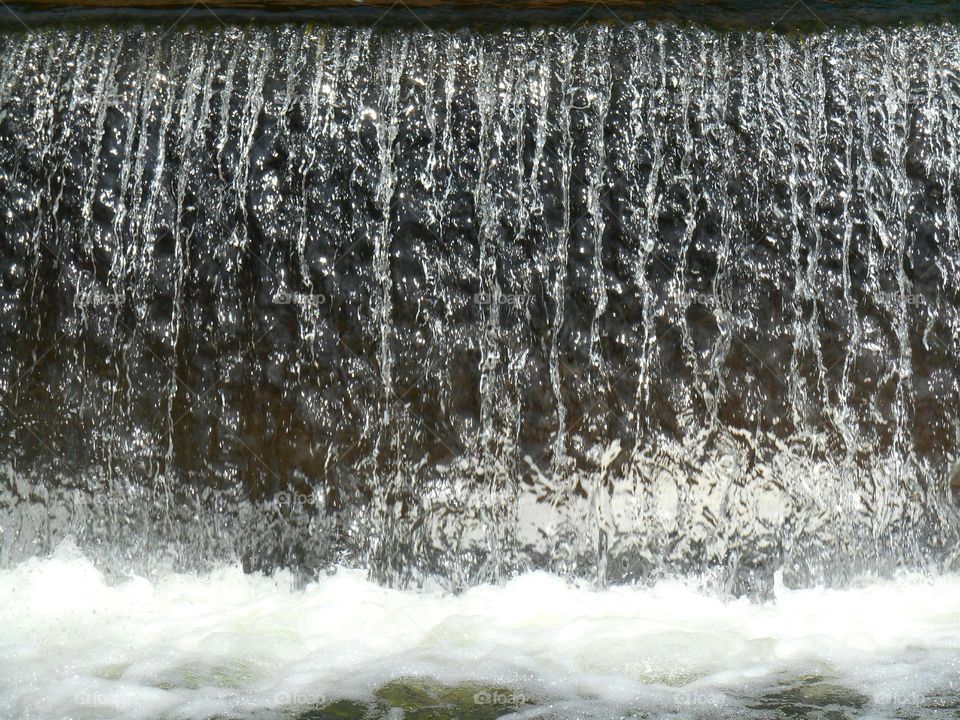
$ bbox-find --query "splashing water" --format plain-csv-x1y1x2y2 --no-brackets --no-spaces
2,542,960,719
1,21,960,595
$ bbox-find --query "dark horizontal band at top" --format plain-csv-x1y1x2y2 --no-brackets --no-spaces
2,0,960,31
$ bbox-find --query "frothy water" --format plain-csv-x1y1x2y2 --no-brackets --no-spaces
2,542,960,719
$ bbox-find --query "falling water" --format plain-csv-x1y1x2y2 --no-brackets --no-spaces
1,21,959,599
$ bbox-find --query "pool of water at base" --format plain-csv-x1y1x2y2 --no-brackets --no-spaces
2,542,959,720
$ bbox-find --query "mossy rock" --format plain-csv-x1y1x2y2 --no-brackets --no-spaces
922,693,960,710
149,662,255,691
747,680,870,718
295,678,536,720
93,663,130,681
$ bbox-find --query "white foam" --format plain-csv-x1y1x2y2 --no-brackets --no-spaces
2,543,959,719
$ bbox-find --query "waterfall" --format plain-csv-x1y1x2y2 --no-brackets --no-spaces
1,22,959,595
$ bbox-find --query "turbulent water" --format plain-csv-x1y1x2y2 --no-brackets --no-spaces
2,543,960,720
1,20,960,599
